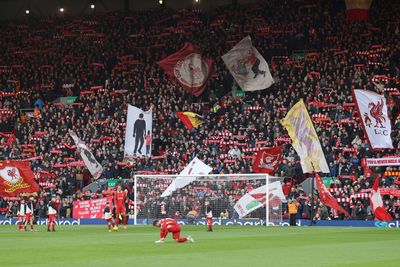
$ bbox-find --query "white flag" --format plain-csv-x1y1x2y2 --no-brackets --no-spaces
354,89,393,149
124,105,152,157
234,181,286,218
69,130,103,179
161,157,212,197
222,36,274,91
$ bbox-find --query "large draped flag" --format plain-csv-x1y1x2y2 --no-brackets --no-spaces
176,112,206,130
222,36,274,91
315,173,350,217
345,0,372,21
370,177,393,221
234,181,286,218
280,99,330,173
354,89,393,149
0,160,39,197
124,105,153,157
252,147,282,174
157,43,213,97
69,130,103,179
161,157,212,197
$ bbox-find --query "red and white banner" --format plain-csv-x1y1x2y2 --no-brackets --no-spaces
0,160,40,197
370,177,393,221
157,43,212,97
252,147,282,174
365,157,400,166
353,89,393,149
72,197,112,219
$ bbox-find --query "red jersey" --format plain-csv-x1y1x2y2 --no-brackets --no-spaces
160,218,180,234
114,191,127,207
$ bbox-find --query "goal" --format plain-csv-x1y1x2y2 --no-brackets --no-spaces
133,174,285,226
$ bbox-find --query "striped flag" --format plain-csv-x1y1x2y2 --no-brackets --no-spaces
176,112,206,130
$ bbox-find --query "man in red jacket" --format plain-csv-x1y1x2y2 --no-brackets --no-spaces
153,218,194,244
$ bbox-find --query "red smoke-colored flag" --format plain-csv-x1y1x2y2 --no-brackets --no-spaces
0,160,39,197
157,43,213,97
370,177,393,221
252,147,282,174
315,173,350,217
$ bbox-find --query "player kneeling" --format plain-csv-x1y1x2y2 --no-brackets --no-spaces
103,202,115,232
153,218,194,244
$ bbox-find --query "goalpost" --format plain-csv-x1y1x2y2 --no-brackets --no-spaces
133,174,285,226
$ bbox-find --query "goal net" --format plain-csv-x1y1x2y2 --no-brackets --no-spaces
133,174,285,226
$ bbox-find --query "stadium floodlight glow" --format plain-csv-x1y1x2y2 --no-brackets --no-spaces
59,7,64,12
90,4,95,9
159,0,163,5
194,0,200,3
25,9,30,14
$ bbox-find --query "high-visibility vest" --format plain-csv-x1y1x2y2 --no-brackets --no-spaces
288,203,298,214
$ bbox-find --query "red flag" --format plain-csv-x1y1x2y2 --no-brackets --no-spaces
370,177,393,221
315,173,350,217
157,43,212,97
0,160,40,197
252,147,282,174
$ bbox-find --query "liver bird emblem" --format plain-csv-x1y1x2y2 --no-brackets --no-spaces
368,99,385,128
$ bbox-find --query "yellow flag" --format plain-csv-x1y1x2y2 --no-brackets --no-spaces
280,99,329,173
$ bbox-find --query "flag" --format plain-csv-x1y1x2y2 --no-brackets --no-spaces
345,0,372,20
370,177,393,221
0,160,39,197
280,99,330,173
234,181,286,218
69,130,103,179
252,147,282,174
176,112,205,130
315,173,350,217
157,43,212,97
161,157,212,197
354,89,393,149
221,36,274,91
124,105,152,157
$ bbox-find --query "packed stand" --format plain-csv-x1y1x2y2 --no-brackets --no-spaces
0,0,399,221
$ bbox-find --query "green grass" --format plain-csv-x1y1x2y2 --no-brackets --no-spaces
0,225,399,267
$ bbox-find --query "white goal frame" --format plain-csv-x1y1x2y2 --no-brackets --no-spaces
133,173,284,226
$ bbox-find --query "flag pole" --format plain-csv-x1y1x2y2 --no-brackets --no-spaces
309,162,316,226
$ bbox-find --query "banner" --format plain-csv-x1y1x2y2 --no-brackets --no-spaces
176,112,206,130
72,197,112,219
161,157,212,197
315,173,350,217
124,105,152,157
353,89,393,149
157,43,212,97
0,160,39,197
69,130,103,179
252,147,282,174
365,157,400,166
222,36,274,91
280,99,330,173
234,181,286,218
370,177,393,221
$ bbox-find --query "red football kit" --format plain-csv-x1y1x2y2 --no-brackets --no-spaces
159,218,188,243
113,190,127,228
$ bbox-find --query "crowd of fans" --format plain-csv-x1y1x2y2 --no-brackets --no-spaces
0,0,399,222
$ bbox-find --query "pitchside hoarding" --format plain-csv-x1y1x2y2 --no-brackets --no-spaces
1,218,400,228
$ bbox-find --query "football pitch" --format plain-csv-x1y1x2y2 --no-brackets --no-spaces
1,225,400,267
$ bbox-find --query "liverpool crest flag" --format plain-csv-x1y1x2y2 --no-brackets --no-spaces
0,160,39,197
354,89,393,149
252,147,282,174
222,36,274,91
157,43,213,97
